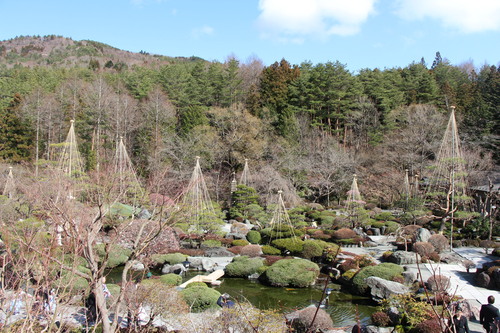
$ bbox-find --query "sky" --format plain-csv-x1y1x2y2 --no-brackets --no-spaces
0,0,499,72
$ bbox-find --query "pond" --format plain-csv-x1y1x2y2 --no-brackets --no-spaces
106,268,377,328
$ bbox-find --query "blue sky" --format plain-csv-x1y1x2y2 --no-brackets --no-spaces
0,0,498,72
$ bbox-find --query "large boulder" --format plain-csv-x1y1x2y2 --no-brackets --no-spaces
286,306,333,332
476,271,491,288
388,251,421,265
366,277,410,302
402,271,417,284
204,247,235,257
415,228,432,243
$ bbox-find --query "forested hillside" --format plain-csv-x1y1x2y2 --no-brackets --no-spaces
0,35,498,207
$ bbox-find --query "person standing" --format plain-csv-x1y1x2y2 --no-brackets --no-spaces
480,295,500,333
452,308,470,333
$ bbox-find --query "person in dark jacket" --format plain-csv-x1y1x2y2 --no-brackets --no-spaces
452,308,470,333
480,295,500,333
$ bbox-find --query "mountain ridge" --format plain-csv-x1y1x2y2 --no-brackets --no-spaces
0,35,205,69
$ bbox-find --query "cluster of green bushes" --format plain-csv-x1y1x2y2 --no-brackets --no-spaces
351,263,404,295
263,258,319,287
151,252,188,265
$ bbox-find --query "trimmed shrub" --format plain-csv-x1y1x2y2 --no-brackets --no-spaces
151,253,187,266
271,237,304,254
180,286,221,312
352,263,404,295
293,306,333,332
371,311,391,327
261,225,304,239
264,255,286,266
333,228,357,240
262,245,281,255
160,273,182,286
225,256,265,277
240,244,262,257
429,252,440,262
339,258,359,273
428,234,449,253
413,242,435,258
232,239,250,247
427,274,451,292
374,212,396,221
301,239,336,259
385,221,400,233
228,246,243,255
264,258,319,287
246,230,262,244
414,318,441,333
185,282,208,288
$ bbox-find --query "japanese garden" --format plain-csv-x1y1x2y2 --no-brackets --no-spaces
0,35,499,333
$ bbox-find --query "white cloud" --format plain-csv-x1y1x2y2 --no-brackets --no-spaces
256,0,377,42
395,0,500,33
192,25,215,39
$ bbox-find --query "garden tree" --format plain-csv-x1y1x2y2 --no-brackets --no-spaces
158,63,191,107
400,62,439,104
259,58,300,136
431,58,470,110
238,55,264,98
229,184,261,219
177,104,208,136
357,68,405,123
431,51,443,70
0,93,33,162
205,61,225,107
478,65,500,136
251,164,302,207
107,82,140,144
187,61,211,106
123,66,157,100
135,86,176,175
306,61,361,144
2,166,177,333
206,104,268,169
347,96,382,151
81,75,116,170
221,57,243,107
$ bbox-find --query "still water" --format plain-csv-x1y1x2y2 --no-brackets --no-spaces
106,269,377,328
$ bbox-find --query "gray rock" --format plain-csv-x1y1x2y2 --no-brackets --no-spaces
248,273,260,280
402,271,417,284
161,263,186,275
476,272,490,288
366,326,395,333
415,228,431,243
370,228,381,236
204,247,235,257
366,277,410,302
492,268,500,289
388,251,421,265
130,260,145,271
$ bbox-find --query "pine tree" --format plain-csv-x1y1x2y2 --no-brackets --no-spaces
0,94,33,162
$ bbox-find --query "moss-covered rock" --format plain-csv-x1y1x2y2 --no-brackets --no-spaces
264,258,319,287
352,263,404,295
225,256,265,277
262,245,281,255
180,286,221,312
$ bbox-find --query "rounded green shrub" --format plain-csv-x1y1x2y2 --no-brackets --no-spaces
352,263,404,295
271,237,304,254
384,221,400,233
225,256,265,277
246,230,262,244
181,286,221,312
160,273,182,286
151,253,188,265
262,245,281,255
261,225,304,239
264,258,319,287
301,240,339,260
232,239,250,246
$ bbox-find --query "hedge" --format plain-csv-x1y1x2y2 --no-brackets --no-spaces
271,237,304,254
